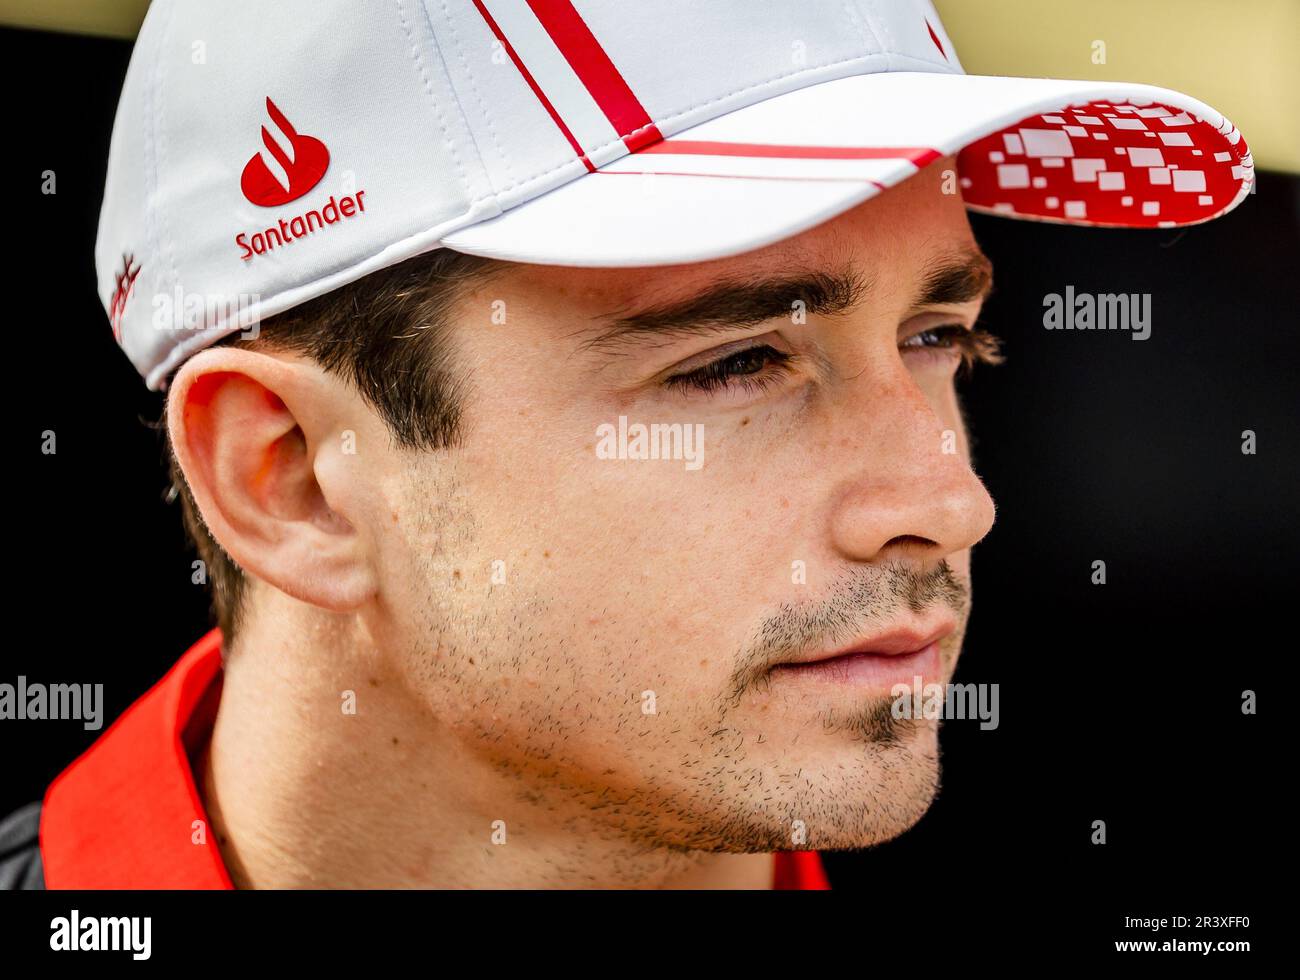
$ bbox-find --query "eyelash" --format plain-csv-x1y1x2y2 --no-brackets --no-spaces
902,325,1004,374
664,345,794,395
664,326,1003,394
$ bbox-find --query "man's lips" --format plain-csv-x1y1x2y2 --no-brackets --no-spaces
767,625,953,688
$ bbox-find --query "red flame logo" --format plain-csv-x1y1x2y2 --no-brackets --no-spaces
240,97,330,207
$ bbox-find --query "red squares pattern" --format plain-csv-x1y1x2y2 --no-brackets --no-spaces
958,100,1252,227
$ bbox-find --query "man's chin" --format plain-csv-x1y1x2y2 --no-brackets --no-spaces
796,734,941,850
685,724,942,854
809,765,940,851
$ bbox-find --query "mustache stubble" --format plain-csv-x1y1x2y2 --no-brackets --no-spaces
722,560,970,741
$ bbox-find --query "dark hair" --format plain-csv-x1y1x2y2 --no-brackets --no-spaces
164,248,504,642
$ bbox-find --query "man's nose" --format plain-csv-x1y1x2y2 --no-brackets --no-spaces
826,366,996,565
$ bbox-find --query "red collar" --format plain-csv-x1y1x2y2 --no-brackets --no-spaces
40,628,231,888
773,848,830,890
40,628,828,890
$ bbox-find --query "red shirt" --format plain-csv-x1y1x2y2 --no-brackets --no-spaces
41,629,829,890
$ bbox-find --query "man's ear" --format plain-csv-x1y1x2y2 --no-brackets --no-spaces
166,346,380,613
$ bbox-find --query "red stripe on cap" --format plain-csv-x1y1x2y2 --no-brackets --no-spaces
638,140,940,168
925,18,948,61
525,0,663,152
598,168,886,189
469,0,595,172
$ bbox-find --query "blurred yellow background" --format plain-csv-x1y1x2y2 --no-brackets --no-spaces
934,0,1298,172
0,0,1295,171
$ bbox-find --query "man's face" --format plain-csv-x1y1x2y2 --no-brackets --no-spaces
378,160,997,852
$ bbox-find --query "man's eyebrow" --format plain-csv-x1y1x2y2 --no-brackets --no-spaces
581,267,868,354
577,250,991,355
915,249,995,308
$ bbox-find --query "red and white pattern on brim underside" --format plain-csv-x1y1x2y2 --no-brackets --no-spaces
958,100,1252,227
597,102,1253,231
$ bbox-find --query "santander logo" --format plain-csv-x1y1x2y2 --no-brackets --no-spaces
240,97,330,207
234,97,368,262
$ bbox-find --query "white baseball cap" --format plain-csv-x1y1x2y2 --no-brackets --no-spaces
97,0,1254,390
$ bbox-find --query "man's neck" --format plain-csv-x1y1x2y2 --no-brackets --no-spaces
198,595,775,889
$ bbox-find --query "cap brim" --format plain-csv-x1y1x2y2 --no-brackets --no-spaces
439,71,1253,268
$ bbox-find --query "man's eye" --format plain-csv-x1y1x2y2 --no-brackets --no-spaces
902,325,1004,372
664,345,792,394
902,325,967,349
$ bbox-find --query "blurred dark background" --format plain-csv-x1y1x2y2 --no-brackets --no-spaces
3,23,1295,911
